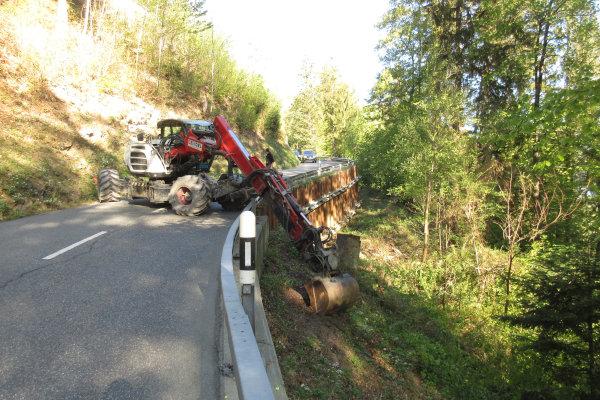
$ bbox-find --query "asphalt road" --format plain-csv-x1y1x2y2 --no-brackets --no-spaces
0,160,336,399
0,200,237,400
278,159,339,180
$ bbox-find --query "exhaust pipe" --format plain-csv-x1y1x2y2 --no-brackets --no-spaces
305,273,359,315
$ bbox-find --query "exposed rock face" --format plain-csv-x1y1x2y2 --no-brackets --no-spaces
51,83,166,142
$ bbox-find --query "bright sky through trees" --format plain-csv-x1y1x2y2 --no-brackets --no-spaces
203,0,389,108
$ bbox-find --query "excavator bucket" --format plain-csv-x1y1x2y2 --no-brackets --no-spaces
305,233,361,314
305,273,360,315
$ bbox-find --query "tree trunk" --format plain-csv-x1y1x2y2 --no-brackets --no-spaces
210,27,215,113
135,18,145,79
157,37,163,92
533,20,551,109
437,199,442,254
589,240,600,397
422,164,434,262
156,2,167,93
96,0,106,39
532,13,551,200
422,192,430,262
83,0,91,35
504,249,514,314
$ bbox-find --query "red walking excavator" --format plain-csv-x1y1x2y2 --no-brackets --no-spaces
97,116,359,314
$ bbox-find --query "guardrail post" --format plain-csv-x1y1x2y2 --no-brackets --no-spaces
239,210,256,332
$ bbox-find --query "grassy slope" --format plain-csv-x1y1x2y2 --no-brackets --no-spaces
0,78,114,219
262,188,542,400
0,1,297,221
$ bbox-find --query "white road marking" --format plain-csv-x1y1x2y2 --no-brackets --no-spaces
152,208,167,213
42,231,107,260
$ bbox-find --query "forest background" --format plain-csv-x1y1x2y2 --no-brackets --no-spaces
0,0,599,398
281,1,600,398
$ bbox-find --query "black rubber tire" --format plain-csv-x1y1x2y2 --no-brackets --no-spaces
168,175,211,216
97,169,121,202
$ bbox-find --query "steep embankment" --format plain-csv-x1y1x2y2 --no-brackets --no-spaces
263,188,523,399
0,62,205,220
0,75,155,219
0,1,295,221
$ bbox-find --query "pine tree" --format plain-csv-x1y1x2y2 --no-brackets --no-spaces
505,233,600,397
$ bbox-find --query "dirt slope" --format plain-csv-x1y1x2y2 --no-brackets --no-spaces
0,1,294,221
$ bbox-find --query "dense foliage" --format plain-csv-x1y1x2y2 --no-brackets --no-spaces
340,0,600,397
281,1,599,394
285,64,365,157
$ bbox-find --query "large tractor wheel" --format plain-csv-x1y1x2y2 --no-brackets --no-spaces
98,169,122,202
168,175,211,216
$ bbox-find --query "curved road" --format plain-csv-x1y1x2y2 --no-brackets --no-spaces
0,200,236,399
0,160,338,399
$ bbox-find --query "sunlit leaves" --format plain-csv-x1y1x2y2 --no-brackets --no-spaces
285,64,363,157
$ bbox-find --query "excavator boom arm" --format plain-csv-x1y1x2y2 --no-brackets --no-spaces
157,115,358,313
212,116,335,273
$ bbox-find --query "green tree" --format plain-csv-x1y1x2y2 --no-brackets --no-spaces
285,94,316,150
369,0,486,261
506,235,600,397
264,107,281,139
285,63,320,151
314,66,361,157
363,80,476,261
286,64,363,156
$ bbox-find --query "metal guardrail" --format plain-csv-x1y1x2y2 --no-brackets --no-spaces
220,159,356,399
220,203,275,400
284,158,354,187
302,176,361,215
